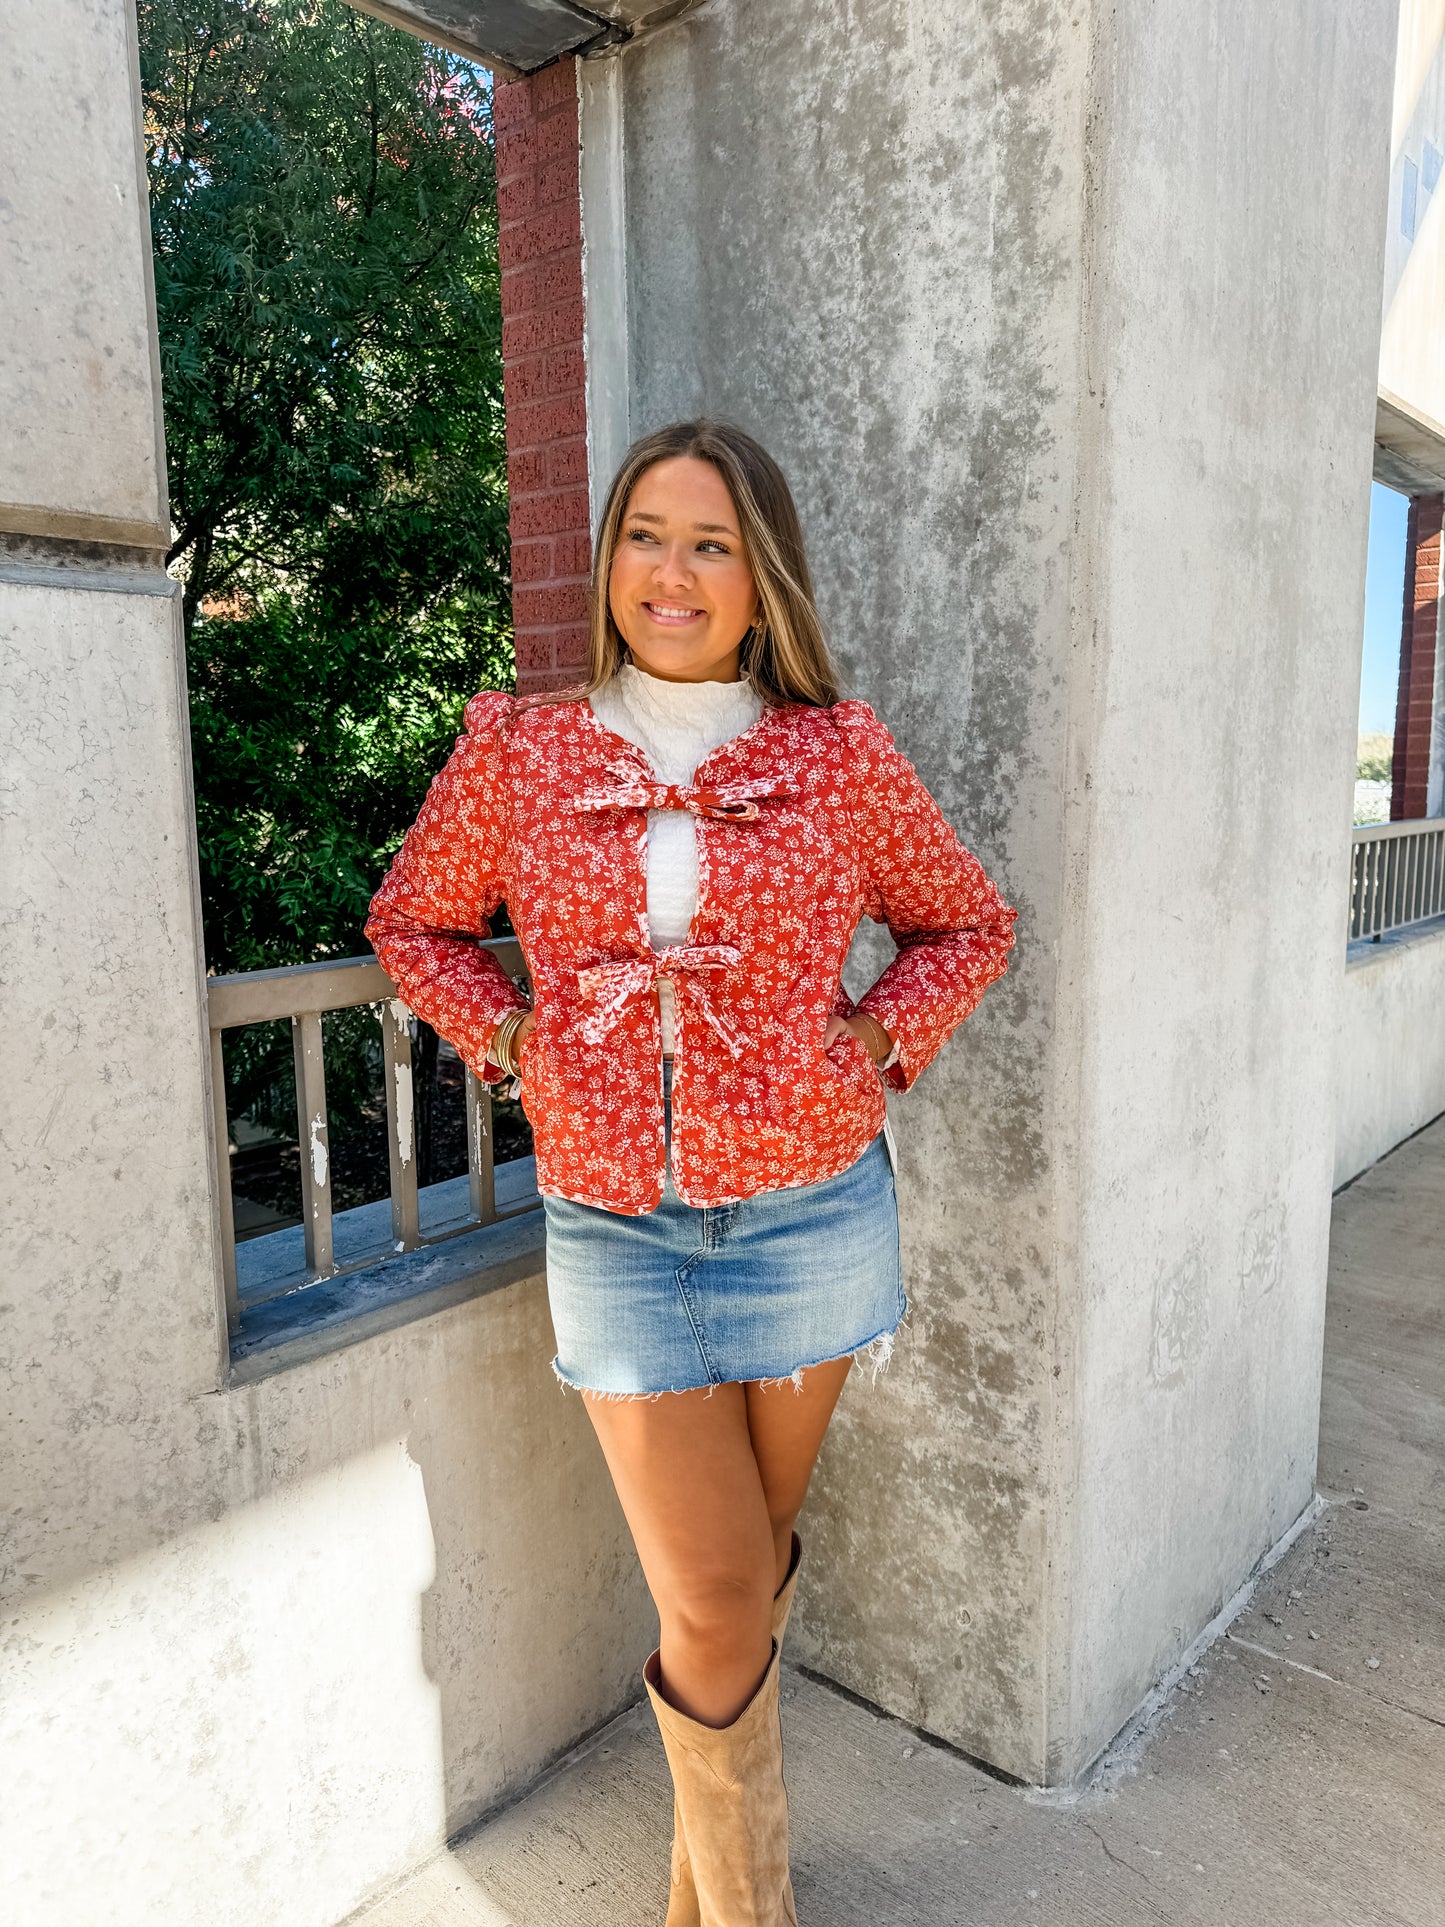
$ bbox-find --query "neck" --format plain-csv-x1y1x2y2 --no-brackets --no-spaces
625,654,744,686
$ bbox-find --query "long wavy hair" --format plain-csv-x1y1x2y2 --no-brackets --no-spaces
554,420,840,709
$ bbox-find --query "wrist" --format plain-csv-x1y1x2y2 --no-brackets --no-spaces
850,1011,893,1065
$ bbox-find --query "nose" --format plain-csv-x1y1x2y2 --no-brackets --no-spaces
649,539,699,597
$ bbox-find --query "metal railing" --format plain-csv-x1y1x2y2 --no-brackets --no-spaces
207,943,530,1333
1349,819,1445,941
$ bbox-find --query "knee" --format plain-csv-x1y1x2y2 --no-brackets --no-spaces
664,1567,772,1661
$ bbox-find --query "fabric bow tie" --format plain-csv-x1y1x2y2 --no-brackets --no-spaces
568,775,793,821
577,944,745,1055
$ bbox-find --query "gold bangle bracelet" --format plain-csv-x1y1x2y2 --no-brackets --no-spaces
497,1014,523,1078
492,1008,531,1079
854,1012,891,1064
507,1010,531,1076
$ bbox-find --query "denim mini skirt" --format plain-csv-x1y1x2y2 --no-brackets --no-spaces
544,1062,906,1397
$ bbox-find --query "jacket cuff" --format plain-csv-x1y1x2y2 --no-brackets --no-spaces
829,985,905,1085
856,991,923,1092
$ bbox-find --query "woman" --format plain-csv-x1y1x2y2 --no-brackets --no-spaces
367,421,1016,1924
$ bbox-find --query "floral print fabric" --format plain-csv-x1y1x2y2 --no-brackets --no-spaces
365,690,1017,1215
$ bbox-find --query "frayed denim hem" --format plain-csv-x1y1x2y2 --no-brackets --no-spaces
550,1301,909,1403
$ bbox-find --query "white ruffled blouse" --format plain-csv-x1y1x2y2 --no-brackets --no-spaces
590,663,765,1053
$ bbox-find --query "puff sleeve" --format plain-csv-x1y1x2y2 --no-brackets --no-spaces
364,691,530,1083
834,700,1017,1092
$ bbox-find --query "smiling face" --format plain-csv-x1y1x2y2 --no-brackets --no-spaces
606,456,761,684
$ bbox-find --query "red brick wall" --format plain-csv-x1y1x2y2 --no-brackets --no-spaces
1391,492,1443,821
494,60,592,695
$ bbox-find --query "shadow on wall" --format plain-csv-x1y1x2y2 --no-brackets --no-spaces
0,1276,654,1927
0,1446,447,1925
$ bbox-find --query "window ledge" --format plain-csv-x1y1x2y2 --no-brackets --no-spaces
228,1160,546,1385
1346,912,1445,972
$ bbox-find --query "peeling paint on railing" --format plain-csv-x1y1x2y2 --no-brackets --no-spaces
393,1062,414,1166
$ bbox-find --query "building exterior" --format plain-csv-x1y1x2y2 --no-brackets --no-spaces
2,3,1442,1922
1376,2,1445,819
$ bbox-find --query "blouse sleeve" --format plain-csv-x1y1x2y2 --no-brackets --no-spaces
364,690,530,1084
833,700,1017,1092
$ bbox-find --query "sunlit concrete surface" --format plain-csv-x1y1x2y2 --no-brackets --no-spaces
354,1114,1445,1927
1336,921,1445,1186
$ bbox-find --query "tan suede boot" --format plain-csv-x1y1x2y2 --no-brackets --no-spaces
661,1536,803,1925
770,1532,803,1648
646,1640,798,1927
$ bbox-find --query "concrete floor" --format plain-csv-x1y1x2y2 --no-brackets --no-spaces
353,1115,1445,1927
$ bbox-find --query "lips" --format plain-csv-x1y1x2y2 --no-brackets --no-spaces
642,600,705,624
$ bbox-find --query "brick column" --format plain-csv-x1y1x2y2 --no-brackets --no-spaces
1391,492,1443,820
494,61,593,695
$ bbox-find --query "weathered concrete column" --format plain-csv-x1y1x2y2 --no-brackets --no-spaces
584,0,1397,1781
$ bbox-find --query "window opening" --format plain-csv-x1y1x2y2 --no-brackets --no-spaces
1356,482,1410,826
142,0,534,1350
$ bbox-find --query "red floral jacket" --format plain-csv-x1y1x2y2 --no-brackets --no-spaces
365,690,1016,1214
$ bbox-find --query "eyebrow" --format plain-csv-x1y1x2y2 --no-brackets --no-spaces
626,511,738,536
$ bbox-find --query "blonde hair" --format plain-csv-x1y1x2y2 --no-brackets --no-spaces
557,421,839,709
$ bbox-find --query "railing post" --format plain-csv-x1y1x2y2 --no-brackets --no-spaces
209,1026,239,1332
1376,837,1388,936
1370,838,1384,937
292,1010,333,1276
381,998,420,1251
467,1068,496,1224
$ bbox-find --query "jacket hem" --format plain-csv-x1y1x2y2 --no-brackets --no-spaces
536,1126,886,1217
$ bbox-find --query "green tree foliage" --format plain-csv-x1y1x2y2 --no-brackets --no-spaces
140,0,517,1179
141,0,512,976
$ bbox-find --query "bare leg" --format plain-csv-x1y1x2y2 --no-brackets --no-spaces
582,1356,853,1727
745,1357,852,1591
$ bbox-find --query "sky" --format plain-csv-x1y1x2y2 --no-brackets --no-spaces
1358,481,1410,736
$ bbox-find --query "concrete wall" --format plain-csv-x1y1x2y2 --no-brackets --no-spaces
0,9,650,1924
1381,0,1445,434
592,0,1396,1780
1335,924,1445,1186
0,0,168,548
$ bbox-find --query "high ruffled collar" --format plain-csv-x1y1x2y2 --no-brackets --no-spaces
611,662,760,732
590,662,765,786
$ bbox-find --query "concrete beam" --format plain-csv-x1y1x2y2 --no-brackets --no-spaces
345,0,618,72
1375,389,1445,492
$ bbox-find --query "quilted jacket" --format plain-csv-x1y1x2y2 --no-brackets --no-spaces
365,690,1017,1214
